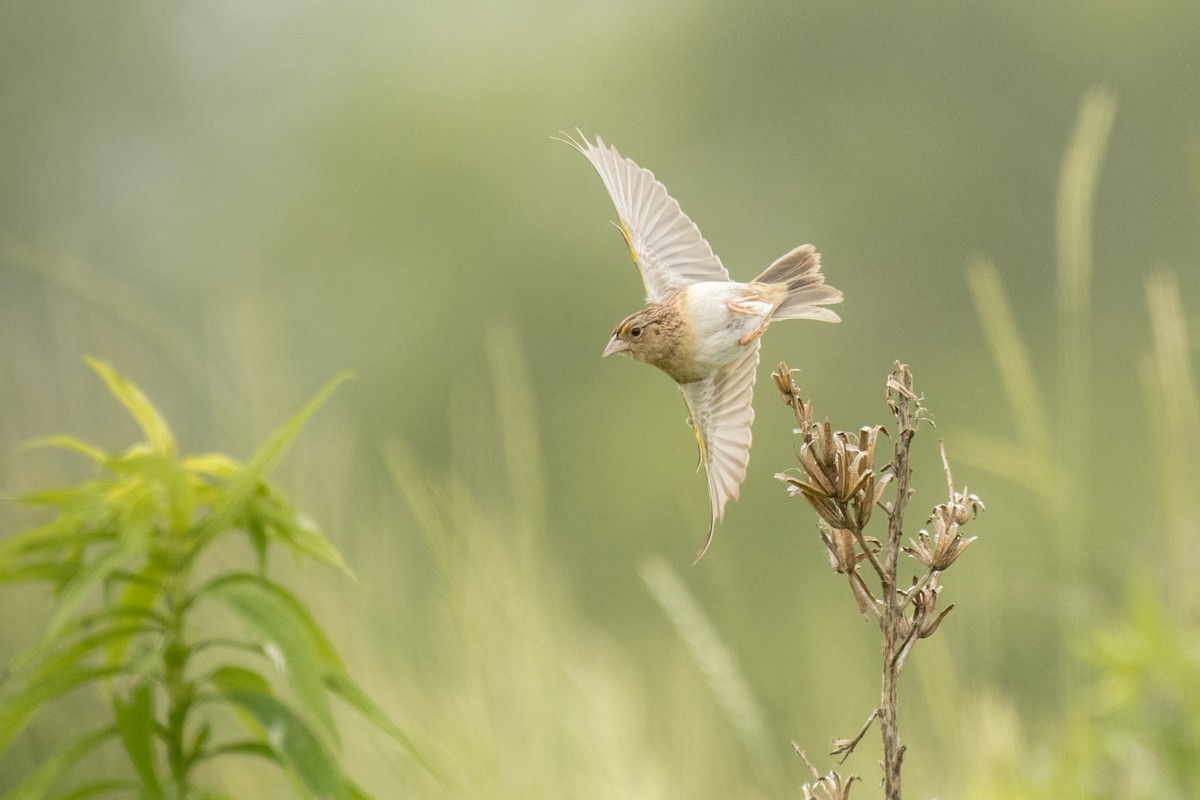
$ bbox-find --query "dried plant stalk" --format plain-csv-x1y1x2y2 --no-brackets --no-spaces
776,362,982,799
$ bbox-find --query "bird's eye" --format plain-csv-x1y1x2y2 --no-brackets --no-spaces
630,326,643,338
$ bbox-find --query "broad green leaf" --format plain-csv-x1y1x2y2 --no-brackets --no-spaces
325,672,440,778
203,574,338,741
112,681,160,794
108,453,195,534
0,666,122,755
24,434,110,463
193,372,352,552
85,358,177,456
1,726,119,800
211,682,348,800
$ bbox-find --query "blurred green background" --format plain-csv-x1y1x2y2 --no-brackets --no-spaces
3,1,1200,797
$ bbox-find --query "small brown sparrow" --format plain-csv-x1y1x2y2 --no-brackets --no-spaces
562,132,843,560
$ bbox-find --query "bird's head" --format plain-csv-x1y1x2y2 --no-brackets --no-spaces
603,307,674,363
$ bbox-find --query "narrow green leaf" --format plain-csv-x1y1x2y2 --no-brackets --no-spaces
208,665,272,695
14,482,111,516
325,672,440,778
204,573,346,671
214,686,349,800
0,520,114,561
21,624,153,686
0,667,122,755
182,453,242,480
202,740,277,763
104,561,166,671
250,496,352,575
108,453,195,534
193,372,352,552
47,543,137,636
50,780,139,800
112,681,161,794
10,606,165,675
203,574,338,742
1,726,119,800
282,517,352,574
0,560,79,585
183,720,212,772
24,434,110,463
85,358,177,456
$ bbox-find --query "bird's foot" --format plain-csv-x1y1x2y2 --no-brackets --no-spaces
726,299,762,317
738,320,770,346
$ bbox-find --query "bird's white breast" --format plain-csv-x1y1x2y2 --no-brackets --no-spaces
682,281,762,374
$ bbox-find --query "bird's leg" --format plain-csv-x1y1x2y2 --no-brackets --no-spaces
737,319,772,346
727,298,781,346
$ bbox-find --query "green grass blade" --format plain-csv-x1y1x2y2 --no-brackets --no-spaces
965,259,1052,469
1054,87,1116,587
324,671,440,779
84,358,177,457
640,556,776,784
1056,86,1116,317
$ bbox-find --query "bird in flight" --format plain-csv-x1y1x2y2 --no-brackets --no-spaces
561,132,843,560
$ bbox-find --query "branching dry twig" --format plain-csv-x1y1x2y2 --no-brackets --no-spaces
775,362,984,799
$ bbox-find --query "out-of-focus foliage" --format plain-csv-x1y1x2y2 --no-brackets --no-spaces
2,2,1199,797
966,587,1200,800
0,362,424,799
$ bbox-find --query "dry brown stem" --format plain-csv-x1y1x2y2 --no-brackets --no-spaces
775,361,982,800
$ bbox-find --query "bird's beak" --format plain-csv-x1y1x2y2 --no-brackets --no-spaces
602,336,630,358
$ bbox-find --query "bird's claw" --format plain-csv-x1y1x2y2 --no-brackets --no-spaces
738,320,770,346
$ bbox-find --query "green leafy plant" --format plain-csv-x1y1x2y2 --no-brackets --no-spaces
0,359,426,800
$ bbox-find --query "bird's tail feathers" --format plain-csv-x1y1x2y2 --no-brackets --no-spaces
754,244,844,322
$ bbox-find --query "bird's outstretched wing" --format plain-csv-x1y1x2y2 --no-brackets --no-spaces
559,131,730,303
679,340,760,561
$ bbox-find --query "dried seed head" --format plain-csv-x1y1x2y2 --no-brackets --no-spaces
940,487,985,526
909,575,954,639
780,419,885,531
773,361,815,440
822,527,859,573
801,770,861,800
886,362,916,415
905,515,976,572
